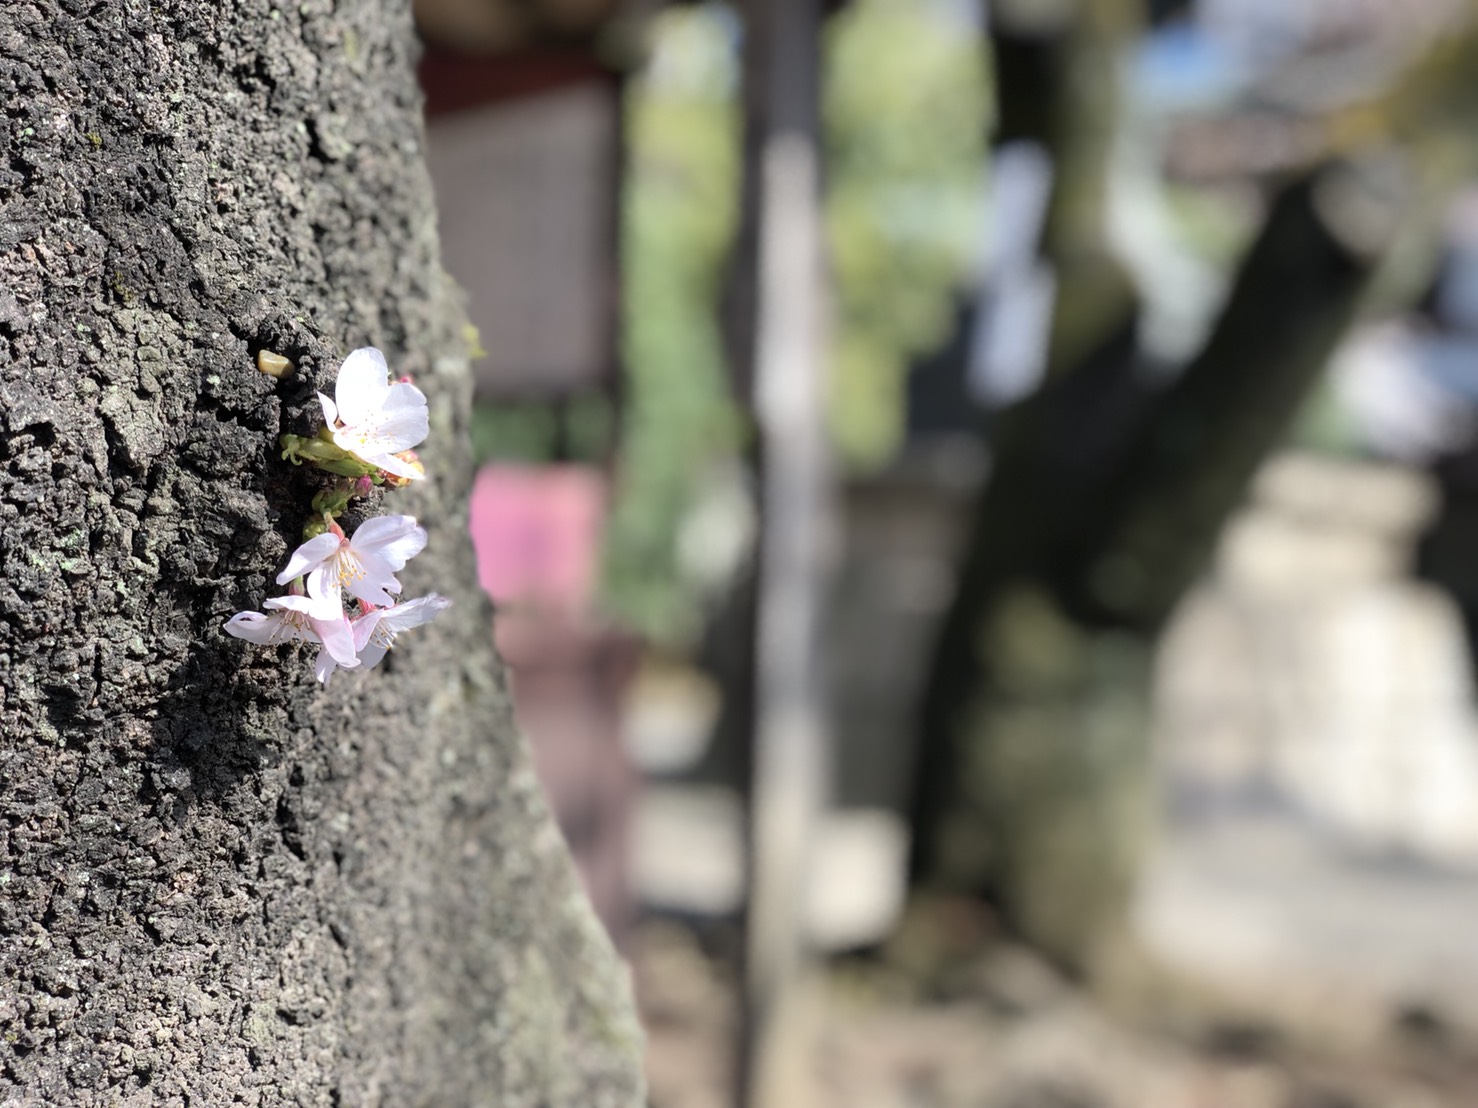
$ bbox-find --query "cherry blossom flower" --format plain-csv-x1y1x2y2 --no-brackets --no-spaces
313,594,453,684
318,347,428,480
223,592,359,679
354,594,452,667
277,515,428,608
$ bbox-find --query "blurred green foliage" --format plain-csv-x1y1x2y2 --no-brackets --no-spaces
602,6,744,644
468,391,615,466
825,0,989,466
603,0,990,641
469,401,559,464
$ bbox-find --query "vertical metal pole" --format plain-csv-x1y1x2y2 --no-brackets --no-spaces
737,0,830,1103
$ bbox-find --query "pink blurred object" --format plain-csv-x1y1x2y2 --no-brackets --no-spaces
469,463,606,614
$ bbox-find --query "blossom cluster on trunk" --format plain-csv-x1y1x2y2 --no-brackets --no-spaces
225,347,451,683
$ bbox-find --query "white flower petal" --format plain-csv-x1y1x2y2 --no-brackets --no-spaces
343,571,401,609
306,565,342,606
317,391,339,428
224,611,279,645
304,589,345,621
335,427,404,463
341,595,448,672
380,593,452,633
357,638,390,670
333,347,391,427
362,448,425,480
351,515,426,570
264,595,318,616
383,380,428,412
277,532,343,586
375,382,430,451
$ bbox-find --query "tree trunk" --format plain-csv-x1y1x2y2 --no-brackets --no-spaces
0,2,644,1104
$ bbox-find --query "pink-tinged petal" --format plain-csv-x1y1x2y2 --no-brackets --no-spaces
350,515,427,569
317,391,339,428
353,608,396,669
357,638,390,671
313,647,339,684
277,532,343,586
223,611,278,645
351,609,386,652
313,610,360,668
304,588,347,621
333,347,391,427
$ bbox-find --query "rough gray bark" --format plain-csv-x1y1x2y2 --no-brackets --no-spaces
0,1,645,1104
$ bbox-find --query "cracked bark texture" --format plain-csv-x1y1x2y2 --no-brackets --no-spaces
0,1,645,1104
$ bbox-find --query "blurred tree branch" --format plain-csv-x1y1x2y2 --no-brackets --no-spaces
909,3,1478,974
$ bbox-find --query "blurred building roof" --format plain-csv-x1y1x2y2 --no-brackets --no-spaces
424,81,618,396
415,0,632,56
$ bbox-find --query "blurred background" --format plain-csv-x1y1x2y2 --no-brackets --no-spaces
416,0,1478,1103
